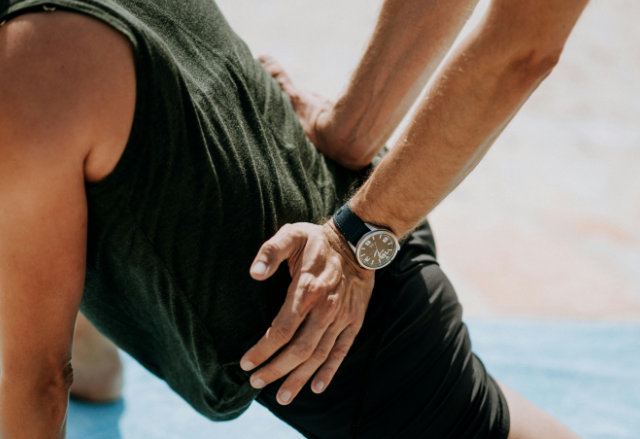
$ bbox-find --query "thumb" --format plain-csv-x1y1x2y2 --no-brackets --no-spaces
250,224,305,280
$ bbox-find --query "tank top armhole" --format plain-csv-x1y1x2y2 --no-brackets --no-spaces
1,0,148,196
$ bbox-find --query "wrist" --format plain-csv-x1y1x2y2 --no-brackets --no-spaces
330,204,400,270
319,108,379,171
348,199,398,238
322,220,373,277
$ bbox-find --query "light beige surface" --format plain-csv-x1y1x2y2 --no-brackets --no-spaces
217,0,640,320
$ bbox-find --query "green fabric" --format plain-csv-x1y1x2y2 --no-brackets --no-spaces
2,0,365,420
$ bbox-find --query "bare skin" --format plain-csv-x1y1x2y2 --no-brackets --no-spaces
241,0,588,438
0,1,587,438
0,11,134,438
243,0,587,392
69,314,123,403
250,58,581,439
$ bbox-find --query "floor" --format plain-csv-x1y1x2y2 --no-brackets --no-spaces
68,320,640,439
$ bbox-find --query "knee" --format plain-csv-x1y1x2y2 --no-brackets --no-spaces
70,315,124,402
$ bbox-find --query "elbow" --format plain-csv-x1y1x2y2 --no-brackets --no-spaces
2,358,74,394
39,360,75,394
507,45,563,85
482,0,581,84
0,361,72,431
60,361,75,392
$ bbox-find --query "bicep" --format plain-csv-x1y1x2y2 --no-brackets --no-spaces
0,13,98,382
0,151,87,381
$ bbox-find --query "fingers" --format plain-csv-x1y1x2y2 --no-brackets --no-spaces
248,313,330,395
240,281,340,382
274,325,342,404
257,54,296,94
257,55,335,151
243,221,376,406
250,224,304,280
240,288,307,374
311,324,360,394
269,322,360,406
244,237,343,373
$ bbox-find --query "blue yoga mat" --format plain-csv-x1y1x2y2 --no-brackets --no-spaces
67,318,640,439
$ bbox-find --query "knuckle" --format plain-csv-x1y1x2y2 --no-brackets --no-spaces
261,241,281,258
291,228,308,243
299,276,325,302
298,274,313,293
331,344,350,361
312,344,331,362
343,307,362,324
335,308,350,324
269,323,294,343
290,340,314,361
311,278,331,294
348,311,362,325
297,276,314,299
317,301,338,325
329,255,344,275
261,367,287,385
325,294,340,311
256,368,277,384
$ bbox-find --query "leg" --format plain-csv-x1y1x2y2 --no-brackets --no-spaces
70,313,123,402
257,222,577,438
258,223,503,438
500,382,580,439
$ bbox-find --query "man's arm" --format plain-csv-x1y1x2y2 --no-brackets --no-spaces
350,0,589,236
264,0,480,169
0,12,135,437
242,0,588,405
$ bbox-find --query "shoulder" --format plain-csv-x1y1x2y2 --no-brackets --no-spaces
0,10,135,176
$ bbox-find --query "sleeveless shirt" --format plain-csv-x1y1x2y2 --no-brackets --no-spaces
1,0,365,420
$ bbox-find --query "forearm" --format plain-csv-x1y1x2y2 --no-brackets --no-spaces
350,0,589,236
1,379,70,438
323,0,479,168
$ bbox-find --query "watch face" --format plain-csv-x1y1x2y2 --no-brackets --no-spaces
356,230,399,269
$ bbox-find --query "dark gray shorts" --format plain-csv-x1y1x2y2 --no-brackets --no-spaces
257,222,510,439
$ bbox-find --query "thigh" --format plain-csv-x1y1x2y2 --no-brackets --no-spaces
499,383,579,439
257,223,510,439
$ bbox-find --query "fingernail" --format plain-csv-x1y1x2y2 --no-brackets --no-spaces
279,390,292,404
251,377,266,389
313,381,325,393
251,262,268,276
240,360,255,371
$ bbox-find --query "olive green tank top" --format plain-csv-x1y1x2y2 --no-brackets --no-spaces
2,0,365,420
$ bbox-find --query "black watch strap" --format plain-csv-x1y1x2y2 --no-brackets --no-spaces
332,204,370,247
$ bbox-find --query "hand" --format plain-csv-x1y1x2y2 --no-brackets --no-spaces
258,56,343,162
241,220,375,405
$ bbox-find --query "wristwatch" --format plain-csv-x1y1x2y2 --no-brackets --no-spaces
332,203,400,270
